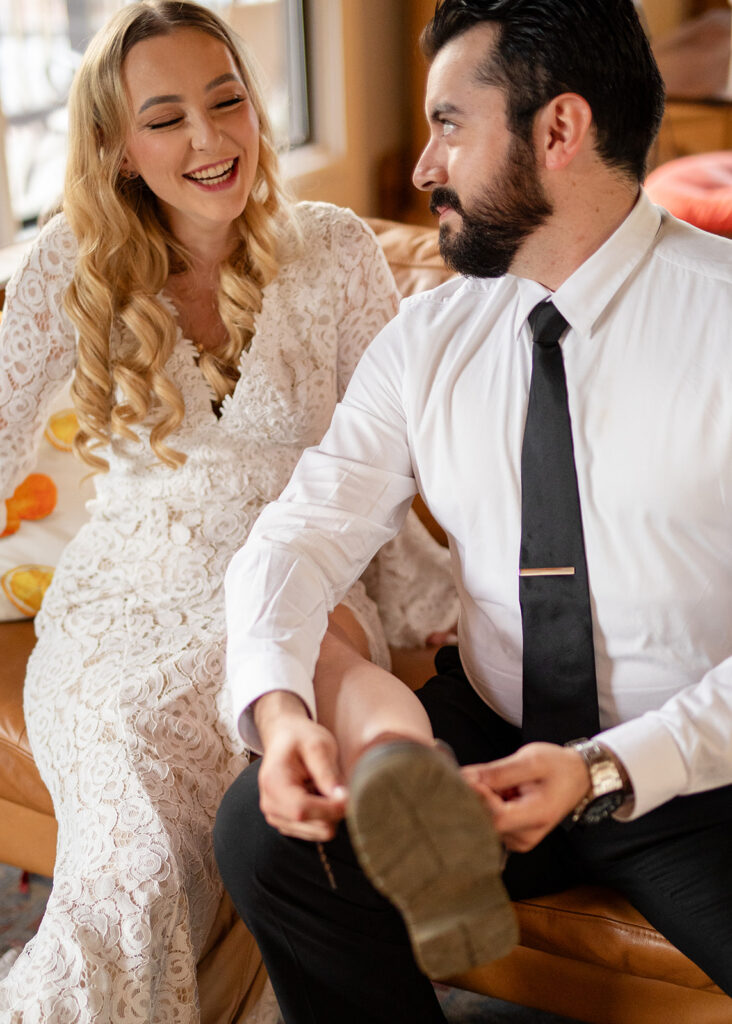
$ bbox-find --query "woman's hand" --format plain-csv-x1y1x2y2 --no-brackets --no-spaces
254,690,347,842
462,743,591,852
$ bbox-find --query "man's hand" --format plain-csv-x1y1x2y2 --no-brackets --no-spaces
254,690,347,842
462,743,590,852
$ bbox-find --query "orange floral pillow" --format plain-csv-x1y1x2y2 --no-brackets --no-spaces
1,384,94,620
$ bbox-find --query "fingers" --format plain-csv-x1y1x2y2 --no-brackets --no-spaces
306,740,347,804
260,759,344,814
463,768,548,851
260,782,346,841
492,787,557,850
461,743,590,852
260,768,346,841
266,807,342,842
260,773,345,820
258,721,348,841
464,743,550,792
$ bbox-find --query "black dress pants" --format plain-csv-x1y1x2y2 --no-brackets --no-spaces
214,646,732,1023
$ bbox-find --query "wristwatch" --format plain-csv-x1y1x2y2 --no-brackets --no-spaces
564,738,631,826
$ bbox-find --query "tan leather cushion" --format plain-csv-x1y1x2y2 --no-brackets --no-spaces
0,619,53,815
514,886,720,991
366,217,453,298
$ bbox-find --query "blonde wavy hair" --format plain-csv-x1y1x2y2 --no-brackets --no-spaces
64,0,296,470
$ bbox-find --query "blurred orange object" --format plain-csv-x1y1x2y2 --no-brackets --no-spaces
2,474,58,538
645,151,732,236
44,409,79,452
3,509,20,537
1,564,54,616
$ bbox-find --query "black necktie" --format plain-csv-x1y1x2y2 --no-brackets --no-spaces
519,299,599,744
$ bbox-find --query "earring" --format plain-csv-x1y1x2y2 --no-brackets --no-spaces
120,168,139,181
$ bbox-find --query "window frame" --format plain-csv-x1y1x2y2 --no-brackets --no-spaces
282,0,406,217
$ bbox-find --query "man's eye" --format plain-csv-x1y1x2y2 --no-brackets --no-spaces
441,121,456,137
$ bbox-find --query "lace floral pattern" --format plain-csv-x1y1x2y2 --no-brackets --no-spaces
0,203,457,1022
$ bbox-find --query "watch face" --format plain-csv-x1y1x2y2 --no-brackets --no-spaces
580,790,625,825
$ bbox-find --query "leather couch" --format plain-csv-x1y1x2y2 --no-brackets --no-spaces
0,217,729,1023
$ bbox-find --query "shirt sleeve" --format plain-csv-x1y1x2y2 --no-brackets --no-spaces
326,208,402,668
600,663,732,819
326,210,461,651
225,316,418,750
0,217,78,530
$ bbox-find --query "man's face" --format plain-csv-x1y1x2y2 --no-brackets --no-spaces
413,23,552,277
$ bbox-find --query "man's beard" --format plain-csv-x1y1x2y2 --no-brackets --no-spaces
431,134,553,278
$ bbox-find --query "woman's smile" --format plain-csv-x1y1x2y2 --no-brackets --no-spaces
184,156,239,189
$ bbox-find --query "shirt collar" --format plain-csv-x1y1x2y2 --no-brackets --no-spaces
514,189,662,339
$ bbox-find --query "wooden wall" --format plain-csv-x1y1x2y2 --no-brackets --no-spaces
643,0,691,37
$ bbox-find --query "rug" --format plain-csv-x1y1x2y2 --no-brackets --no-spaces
0,865,50,961
0,862,580,1021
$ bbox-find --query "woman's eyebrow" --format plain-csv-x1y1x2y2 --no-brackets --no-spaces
138,93,181,114
205,72,241,91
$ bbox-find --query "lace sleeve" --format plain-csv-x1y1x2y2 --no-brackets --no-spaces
329,209,400,398
0,215,78,510
360,509,461,649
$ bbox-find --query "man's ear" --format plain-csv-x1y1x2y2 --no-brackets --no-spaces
533,93,593,171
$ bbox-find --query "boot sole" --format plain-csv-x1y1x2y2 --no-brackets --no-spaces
346,740,518,979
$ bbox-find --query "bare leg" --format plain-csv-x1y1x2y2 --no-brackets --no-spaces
314,605,434,779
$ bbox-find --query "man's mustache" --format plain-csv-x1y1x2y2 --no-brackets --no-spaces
429,187,465,218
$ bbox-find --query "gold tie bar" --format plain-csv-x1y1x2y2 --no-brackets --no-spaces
519,567,575,577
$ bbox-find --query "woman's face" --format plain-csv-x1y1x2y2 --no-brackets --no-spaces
121,27,260,246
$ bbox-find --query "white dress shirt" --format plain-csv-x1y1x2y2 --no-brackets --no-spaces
226,191,732,819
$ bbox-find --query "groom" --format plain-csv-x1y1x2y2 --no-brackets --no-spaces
216,2,732,1021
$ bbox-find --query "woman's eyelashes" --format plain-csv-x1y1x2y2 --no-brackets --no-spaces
147,115,183,130
145,95,247,131
215,95,247,109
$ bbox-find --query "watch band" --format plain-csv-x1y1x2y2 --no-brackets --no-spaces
564,737,630,826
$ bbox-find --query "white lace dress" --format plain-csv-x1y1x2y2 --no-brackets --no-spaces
0,202,458,1023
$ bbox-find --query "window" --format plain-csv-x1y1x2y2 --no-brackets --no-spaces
283,0,407,218
0,0,308,244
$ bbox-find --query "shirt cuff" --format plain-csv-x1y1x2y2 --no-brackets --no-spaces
598,713,689,820
230,652,317,754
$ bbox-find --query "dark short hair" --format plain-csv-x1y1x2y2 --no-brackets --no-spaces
421,0,665,182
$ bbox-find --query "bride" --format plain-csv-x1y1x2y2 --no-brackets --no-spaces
0,2,456,1020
